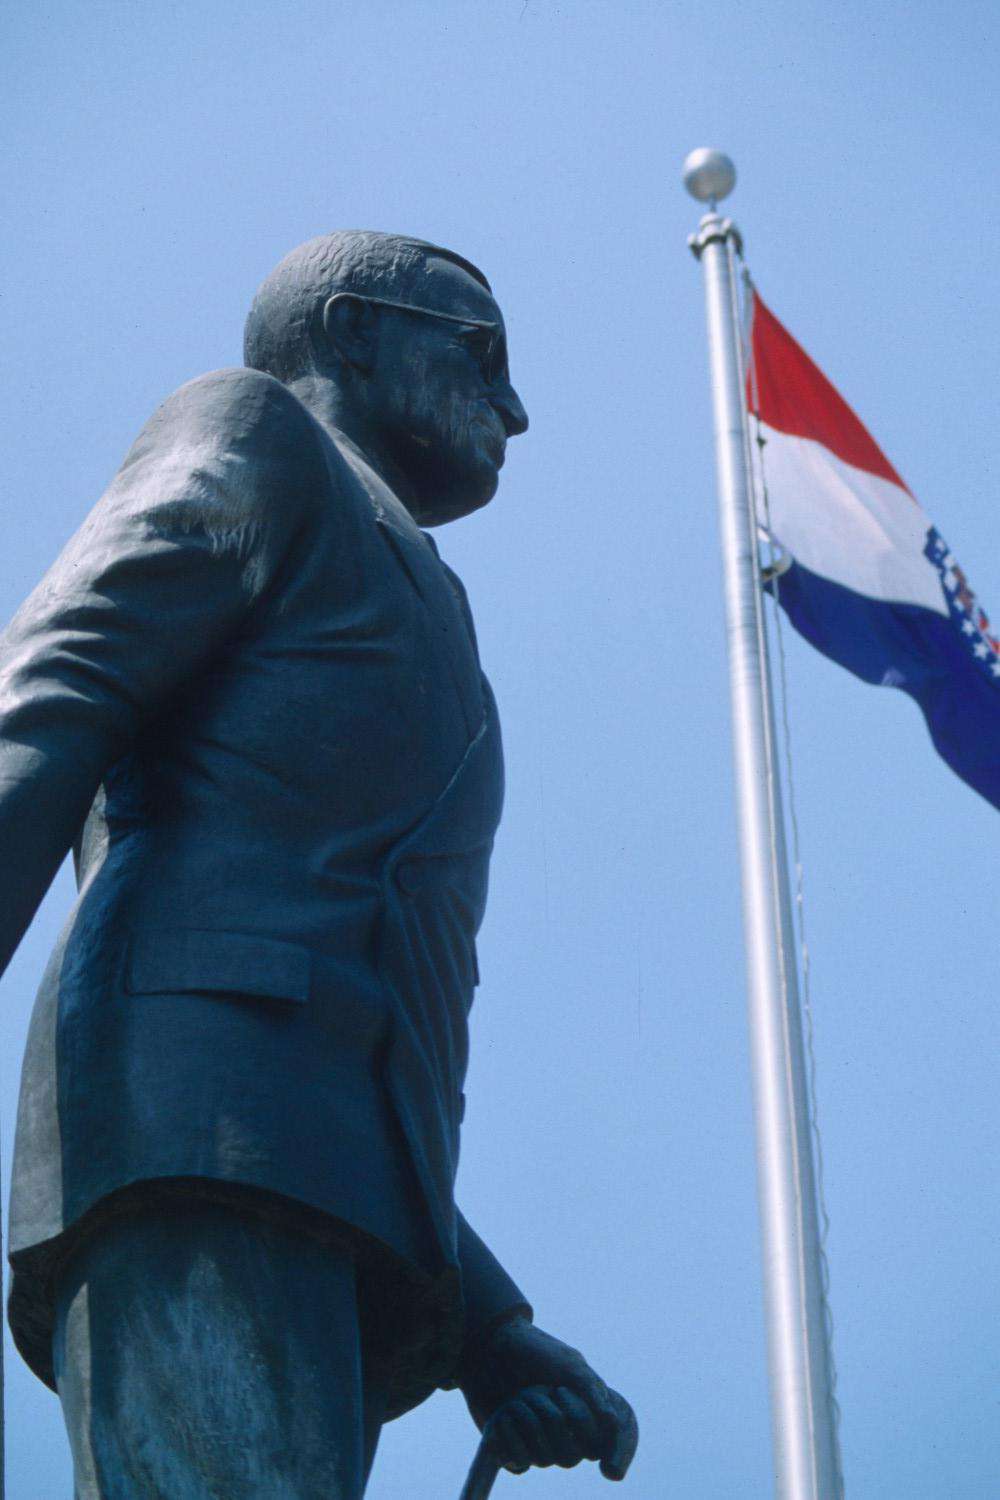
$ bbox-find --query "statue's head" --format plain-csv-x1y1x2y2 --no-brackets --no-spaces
244,231,528,524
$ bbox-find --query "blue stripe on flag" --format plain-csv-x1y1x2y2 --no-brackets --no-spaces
771,547,1000,810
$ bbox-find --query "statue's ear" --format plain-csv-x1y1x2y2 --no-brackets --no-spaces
322,294,378,374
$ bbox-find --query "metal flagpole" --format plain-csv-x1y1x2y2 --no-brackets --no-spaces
683,148,842,1500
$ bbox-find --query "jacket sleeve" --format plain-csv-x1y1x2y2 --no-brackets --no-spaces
0,367,323,979
456,1209,533,1346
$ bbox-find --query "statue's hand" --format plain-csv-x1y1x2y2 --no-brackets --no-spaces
460,1315,637,1480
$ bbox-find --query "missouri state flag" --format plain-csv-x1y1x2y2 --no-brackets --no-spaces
745,290,1000,810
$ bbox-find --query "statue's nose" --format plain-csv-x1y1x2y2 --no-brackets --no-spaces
492,382,529,438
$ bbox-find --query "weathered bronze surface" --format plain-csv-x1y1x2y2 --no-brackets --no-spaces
1,232,636,1494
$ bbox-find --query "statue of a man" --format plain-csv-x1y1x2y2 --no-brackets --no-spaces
2,232,637,1496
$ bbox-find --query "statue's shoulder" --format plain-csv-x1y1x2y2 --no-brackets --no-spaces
164,364,304,415
133,367,320,471
113,368,336,545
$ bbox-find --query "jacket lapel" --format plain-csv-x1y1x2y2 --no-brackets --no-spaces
375,511,483,733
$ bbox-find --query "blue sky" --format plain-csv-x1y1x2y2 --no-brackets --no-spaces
2,2,998,1495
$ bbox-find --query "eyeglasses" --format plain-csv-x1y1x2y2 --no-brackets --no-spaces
361,295,510,386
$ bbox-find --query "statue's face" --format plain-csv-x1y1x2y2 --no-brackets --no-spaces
369,256,529,525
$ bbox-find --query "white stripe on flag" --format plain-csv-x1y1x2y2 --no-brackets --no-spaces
756,422,947,615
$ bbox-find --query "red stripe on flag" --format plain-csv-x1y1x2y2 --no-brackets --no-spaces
747,291,912,496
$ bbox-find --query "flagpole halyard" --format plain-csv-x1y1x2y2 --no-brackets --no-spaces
684,149,843,1500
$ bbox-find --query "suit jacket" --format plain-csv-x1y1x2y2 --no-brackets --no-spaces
1,367,528,1414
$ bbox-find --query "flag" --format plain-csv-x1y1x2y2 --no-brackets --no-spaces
746,289,1000,810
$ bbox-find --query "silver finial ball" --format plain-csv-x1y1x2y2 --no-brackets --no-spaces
682,148,737,204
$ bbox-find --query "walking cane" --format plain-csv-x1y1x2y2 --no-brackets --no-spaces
458,1435,501,1500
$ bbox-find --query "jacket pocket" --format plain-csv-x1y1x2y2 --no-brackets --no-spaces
126,929,311,1004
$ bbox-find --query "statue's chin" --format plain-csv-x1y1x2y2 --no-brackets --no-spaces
415,460,500,528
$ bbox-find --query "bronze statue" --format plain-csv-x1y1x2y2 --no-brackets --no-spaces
2,231,637,1496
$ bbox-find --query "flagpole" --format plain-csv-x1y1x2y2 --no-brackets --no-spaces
683,148,842,1500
